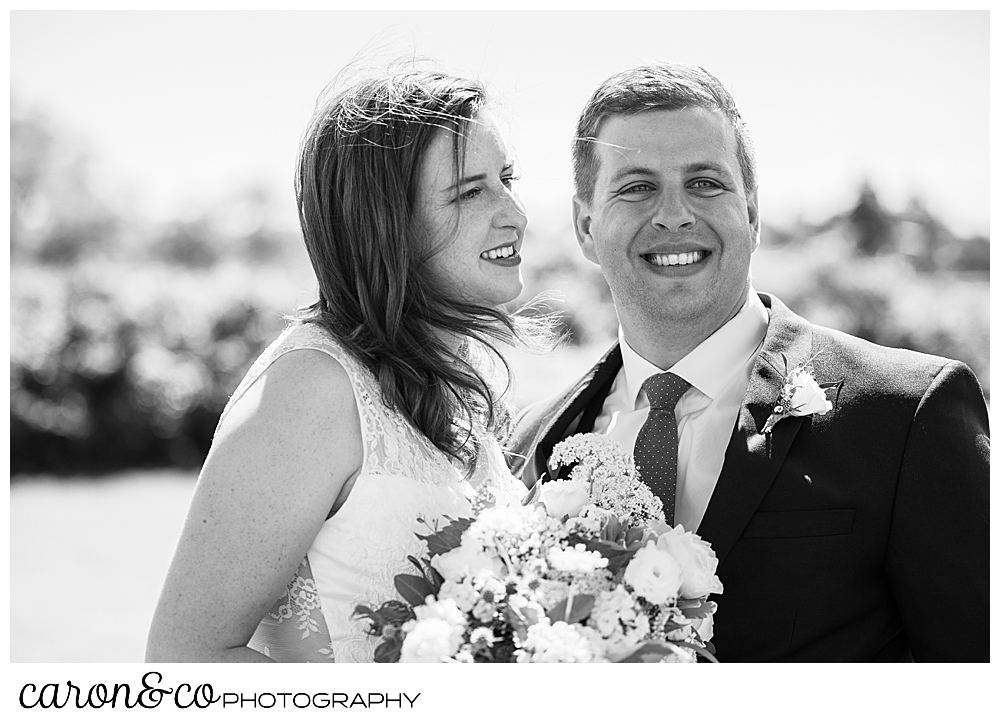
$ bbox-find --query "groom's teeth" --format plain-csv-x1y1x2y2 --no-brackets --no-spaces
482,245,515,260
647,250,705,267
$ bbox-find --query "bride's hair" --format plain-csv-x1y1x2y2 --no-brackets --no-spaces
295,62,556,475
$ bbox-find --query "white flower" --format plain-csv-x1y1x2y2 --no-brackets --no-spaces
469,627,498,646
786,367,833,416
399,596,467,663
588,584,646,646
623,540,682,605
693,613,714,643
654,525,723,599
431,544,504,582
517,621,597,663
538,477,590,519
399,618,462,663
471,576,507,623
547,543,609,574
549,433,665,526
438,578,478,613
413,596,467,627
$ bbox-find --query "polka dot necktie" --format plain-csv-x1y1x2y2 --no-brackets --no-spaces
634,372,691,527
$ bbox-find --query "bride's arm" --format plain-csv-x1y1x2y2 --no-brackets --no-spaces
145,348,363,662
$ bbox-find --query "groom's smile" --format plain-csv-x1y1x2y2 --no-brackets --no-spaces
641,248,710,270
572,107,759,335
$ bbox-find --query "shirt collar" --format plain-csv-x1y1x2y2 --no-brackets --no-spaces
619,285,769,406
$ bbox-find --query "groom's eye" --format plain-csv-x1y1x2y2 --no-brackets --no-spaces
619,182,655,197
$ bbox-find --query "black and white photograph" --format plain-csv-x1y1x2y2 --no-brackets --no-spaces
9,6,990,716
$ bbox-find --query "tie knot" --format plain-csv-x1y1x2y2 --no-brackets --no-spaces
641,372,691,411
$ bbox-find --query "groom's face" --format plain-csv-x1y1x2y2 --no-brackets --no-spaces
572,107,760,336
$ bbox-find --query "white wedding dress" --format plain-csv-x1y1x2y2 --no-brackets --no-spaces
218,323,525,662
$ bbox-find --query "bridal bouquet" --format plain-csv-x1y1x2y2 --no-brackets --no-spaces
354,434,722,663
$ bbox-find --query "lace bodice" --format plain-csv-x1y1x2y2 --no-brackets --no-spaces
220,323,525,662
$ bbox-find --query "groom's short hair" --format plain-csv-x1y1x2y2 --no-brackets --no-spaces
572,61,757,203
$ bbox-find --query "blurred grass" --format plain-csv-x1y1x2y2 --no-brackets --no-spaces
10,471,196,662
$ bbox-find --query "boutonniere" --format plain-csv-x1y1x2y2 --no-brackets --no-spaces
761,352,840,435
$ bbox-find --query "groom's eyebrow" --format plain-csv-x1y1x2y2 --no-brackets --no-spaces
684,161,733,178
608,165,656,184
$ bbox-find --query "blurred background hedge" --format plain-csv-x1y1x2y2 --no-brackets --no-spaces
10,106,989,476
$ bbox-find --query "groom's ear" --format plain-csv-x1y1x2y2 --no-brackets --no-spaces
747,188,761,252
572,196,600,265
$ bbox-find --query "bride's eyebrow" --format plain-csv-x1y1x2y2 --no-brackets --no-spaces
443,174,486,192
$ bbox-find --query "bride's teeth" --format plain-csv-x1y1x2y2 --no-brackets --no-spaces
482,245,515,260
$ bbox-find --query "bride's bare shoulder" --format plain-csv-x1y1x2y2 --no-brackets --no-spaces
214,346,362,462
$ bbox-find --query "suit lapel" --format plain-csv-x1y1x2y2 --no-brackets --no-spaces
530,344,622,484
697,294,815,564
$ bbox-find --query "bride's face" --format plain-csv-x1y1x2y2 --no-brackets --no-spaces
413,113,527,307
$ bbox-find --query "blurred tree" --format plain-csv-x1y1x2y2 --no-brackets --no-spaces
847,182,895,256
151,218,222,268
10,101,121,264
898,198,950,273
947,235,989,273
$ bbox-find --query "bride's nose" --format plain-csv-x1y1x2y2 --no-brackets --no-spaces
495,189,528,234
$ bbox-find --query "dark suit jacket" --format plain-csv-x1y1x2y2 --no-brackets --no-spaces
507,293,989,662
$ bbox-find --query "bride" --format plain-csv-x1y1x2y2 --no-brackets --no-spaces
146,65,547,662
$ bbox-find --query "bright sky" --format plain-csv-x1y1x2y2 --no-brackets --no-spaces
10,10,990,238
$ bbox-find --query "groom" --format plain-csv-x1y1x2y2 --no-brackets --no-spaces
509,62,989,662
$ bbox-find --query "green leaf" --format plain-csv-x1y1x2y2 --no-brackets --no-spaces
373,636,403,663
416,517,473,556
395,574,434,607
425,563,445,593
353,604,374,619
406,555,424,575
376,600,415,626
505,603,530,644
601,516,623,543
610,638,718,663
586,538,639,575
546,594,595,624
353,600,414,636
523,482,542,507
611,640,681,663
623,525,646,547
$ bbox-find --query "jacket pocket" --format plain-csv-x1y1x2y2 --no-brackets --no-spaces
742,509,855,539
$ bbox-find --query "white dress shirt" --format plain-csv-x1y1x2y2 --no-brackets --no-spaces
593,287,769,532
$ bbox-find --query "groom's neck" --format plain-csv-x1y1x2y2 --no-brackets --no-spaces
619,303,742,371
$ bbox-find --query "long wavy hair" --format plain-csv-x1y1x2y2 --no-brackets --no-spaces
296,65,553,474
